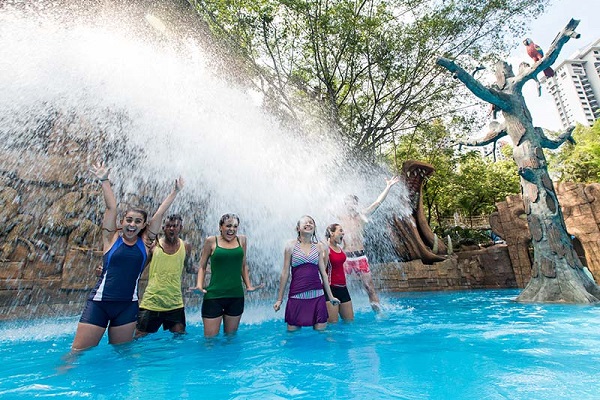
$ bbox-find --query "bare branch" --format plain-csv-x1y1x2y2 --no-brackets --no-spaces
436,58,511,110
516,19,581,86
461,121,508,147
537,126,576,150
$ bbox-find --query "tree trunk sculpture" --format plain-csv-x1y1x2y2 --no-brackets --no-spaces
390,161,447,265
437,19,600,303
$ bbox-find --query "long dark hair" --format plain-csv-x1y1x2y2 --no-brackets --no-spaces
325,223,340,240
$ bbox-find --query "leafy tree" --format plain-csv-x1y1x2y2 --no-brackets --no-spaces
390,120,520,229
548,120,600,183
191,0,549,154
451,151,520,219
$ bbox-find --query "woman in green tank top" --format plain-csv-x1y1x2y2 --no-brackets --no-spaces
193,213,262,337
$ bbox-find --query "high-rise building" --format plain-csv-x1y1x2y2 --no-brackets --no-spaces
542,38,600,130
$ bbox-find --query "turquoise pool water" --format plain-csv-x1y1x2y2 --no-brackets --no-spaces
1,289,599,399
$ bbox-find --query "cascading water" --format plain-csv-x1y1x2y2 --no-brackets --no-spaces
0,0,410,314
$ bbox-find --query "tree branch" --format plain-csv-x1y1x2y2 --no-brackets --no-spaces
461,121,508,147
436,58,511,110
537,126,576,150
516,18,581,86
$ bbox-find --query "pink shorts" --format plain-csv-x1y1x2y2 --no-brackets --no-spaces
344,255,371,275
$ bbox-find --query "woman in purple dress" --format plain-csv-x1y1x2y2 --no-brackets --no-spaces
273,215,339,331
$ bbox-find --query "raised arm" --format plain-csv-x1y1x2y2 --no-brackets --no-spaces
363,176,400,217
273,242,293,311
146,177,184,241
90,162,118,250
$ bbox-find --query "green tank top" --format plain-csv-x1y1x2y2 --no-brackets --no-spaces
204,237,244,299
140,238,186,311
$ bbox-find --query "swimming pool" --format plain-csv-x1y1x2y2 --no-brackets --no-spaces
1,289,599,399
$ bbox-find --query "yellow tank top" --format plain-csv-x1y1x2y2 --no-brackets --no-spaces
139,238,186,311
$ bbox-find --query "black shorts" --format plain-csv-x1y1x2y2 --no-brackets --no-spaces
136,307,186,333
201,297,244,318
79,299,138,328
325,285,352,303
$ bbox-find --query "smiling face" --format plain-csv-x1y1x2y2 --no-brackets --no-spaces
121,211,147,240
219,216,240,242
296,216,316,236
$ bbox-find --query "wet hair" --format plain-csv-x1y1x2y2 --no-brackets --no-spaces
219,213,240,226
123,208,148,237
165,213,183,225
345,194,359,203
325,223,341,239
296,215,318,243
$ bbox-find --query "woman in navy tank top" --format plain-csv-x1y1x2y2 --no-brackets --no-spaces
71,162,184,352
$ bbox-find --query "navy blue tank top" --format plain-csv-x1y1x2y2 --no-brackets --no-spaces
89,236,147,301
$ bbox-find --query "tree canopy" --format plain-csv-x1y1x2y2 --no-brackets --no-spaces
191,0,549,154
390,121,520,228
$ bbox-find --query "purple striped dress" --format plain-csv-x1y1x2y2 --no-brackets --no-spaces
285,242,328,326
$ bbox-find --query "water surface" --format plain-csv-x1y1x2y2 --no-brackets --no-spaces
1,289,599,399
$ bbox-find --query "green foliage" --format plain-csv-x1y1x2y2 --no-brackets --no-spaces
438,226,493,248
389,121,520,227
450,151,520,218
191,0,549,153
548,121,600,183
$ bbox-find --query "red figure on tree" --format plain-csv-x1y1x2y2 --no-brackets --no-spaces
523,38,555,77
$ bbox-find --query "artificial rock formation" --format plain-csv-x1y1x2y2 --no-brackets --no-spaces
492,181,600,289
0,112,202,320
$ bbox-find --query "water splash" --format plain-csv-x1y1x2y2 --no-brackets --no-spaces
0,1,410,298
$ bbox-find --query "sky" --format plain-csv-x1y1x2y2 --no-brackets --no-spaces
508,0,600,131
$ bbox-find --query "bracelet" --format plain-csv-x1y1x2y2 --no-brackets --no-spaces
100,178,109,182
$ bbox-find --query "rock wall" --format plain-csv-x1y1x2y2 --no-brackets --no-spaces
490,181,600,288
0,112,205,321
375,244,516,292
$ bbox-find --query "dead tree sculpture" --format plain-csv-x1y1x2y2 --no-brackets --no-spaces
437,19,600,303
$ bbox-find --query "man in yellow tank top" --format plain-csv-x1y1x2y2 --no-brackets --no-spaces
135,214,195,337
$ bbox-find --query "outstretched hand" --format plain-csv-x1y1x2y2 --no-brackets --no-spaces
246,283,265,292
174,176,185,192
189,286,207,294
386,176,400,187
90,161,109,181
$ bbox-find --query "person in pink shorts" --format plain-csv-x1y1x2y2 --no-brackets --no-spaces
339,176,399,312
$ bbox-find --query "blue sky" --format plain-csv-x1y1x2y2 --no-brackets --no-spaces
509,0,600,130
